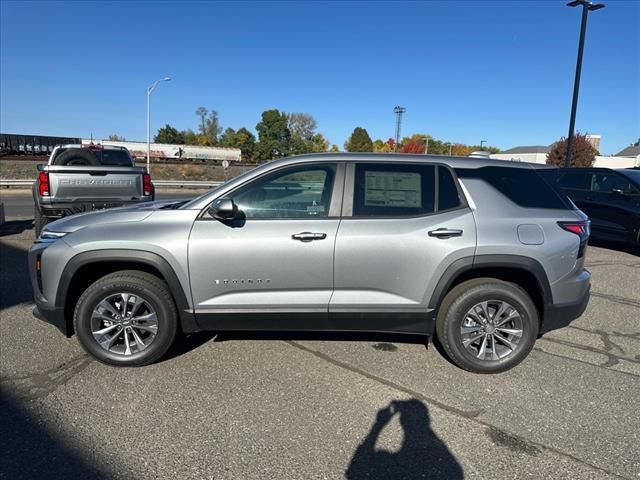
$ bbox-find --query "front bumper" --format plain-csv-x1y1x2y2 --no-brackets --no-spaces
541,285,591,334
28,246,72,337
32,305,70,336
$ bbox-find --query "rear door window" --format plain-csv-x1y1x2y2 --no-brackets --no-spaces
591,173,637,193
438,166,462,211
353,163,435,217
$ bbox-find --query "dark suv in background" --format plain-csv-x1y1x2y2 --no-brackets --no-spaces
558,168,640,245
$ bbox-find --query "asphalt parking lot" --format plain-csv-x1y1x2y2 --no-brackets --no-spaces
1,193,639,480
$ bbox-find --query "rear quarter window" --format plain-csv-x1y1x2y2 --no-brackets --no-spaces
456,166,574,210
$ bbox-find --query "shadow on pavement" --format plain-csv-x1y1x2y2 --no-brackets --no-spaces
0,390,107,479
0,219,33,237
0,236,32,309
589,238,640,256
346,399,463,479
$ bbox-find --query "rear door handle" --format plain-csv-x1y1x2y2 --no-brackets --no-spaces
292,232,327,242
428,228,463,238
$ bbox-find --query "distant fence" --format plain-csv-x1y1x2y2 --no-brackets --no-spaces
0,179,222,189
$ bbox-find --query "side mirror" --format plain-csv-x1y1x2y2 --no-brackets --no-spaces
208,197,238,220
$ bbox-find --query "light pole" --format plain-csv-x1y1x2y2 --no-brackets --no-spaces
423,136,430,155
147,77,171,173
447,143,453,156
565,0,604,168
480,140,487,150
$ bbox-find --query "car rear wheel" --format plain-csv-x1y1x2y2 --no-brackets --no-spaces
436,278,539,374
74,271,178,367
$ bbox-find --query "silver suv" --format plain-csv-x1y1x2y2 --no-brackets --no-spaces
29,154,591,373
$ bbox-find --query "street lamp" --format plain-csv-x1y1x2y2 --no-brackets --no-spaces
147,76,171,173
565,0,605,168
422,136,430,155
446,143,453,156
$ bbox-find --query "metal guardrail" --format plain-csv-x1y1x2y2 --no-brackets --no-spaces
0,179,222,189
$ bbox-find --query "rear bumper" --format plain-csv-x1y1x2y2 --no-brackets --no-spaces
38,198,153,219
541,285,590,334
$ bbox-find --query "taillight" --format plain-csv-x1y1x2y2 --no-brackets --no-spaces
558,221,590,258
38,171,50,196
143,173,152,196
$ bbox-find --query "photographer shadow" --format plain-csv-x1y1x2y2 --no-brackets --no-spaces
346,399,463,480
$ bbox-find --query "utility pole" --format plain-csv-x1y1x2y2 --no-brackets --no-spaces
393,106,406,152
565,0,605,168
147,77,171,173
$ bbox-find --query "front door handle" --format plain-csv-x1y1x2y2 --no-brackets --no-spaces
292,232,327,242
428,228,463,239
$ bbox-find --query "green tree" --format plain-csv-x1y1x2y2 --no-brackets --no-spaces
345,127,373,152
546,133,598,168
181,129,199,146
256,109,291,161
219,127,257,161
107,134,126,141
195,107,208,134
329,144,340,153
203,110,222,146
287,113,329,154
154,124,184,144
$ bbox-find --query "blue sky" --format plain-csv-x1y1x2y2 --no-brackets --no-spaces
1,0,638,154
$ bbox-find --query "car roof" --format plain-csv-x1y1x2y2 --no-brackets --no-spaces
273,152,548,170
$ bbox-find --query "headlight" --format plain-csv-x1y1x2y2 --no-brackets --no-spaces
36,231,68,243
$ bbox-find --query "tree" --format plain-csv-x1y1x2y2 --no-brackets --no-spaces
203,110,222,146
399,139,426,154
345,127,373,152
107,134,126,141
546,133,598,168
329,144,340,152
373,139,394,152
182,129,199,146
287,113,329,154
256,109,291,161
288,113,317,140
219,127,257,161
154,124,184,144
195,107,208,135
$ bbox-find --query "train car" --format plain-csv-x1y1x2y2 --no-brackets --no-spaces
0,133,81,156
80,139,241,162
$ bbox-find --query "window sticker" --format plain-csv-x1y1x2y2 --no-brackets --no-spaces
364,171,421,208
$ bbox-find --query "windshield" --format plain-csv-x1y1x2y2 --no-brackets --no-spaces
619,169,640,188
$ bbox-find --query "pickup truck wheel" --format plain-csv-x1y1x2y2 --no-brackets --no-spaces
436,278,539,374
34,207,50,237
53,149,100,166
74,271,178,367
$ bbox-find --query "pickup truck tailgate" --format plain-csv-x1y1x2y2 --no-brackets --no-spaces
46,165,147,200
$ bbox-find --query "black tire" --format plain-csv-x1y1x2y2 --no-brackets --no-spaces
53,149,100,166
74,271,178,367
435,278,539,374
34,206,50,237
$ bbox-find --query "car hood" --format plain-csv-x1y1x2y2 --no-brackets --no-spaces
42,199,189,234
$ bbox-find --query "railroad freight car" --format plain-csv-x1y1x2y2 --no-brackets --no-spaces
0,133,81,156
80,139,241,162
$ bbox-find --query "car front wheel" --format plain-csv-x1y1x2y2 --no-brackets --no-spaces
436,278,539,374
74,271,178,367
